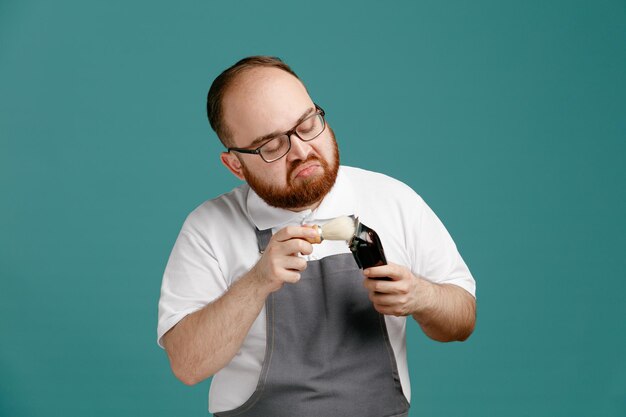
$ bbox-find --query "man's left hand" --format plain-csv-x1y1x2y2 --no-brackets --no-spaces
362,263,431,317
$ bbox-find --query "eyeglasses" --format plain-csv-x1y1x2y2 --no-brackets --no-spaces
227,104,326,163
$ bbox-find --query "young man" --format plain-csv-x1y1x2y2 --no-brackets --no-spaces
157,56,476,417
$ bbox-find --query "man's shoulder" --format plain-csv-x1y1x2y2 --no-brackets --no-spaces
183,184,251,231
341,165,422,201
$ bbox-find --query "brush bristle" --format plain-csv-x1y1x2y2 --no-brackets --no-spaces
320,216,356,241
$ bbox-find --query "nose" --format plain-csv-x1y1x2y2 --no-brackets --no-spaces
286,134,313,161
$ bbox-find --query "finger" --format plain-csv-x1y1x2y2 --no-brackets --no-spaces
279,239,314,256
283,270,302,283
369,292,409,307
273,225,319,243
282,256,308,272
265,256,303,280
363,278,407,295
254,258,300,289
363,264,395,278
368,290,394,305
364,263,404,281
363,278,411,295
264,238,312,257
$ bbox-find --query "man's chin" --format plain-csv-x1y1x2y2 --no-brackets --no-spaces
246,164,338,210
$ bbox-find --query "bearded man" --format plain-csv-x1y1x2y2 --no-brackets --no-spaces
157,56,476,417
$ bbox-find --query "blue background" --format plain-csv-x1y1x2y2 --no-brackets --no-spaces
1,1,625,416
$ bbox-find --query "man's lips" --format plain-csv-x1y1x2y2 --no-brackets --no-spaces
291,160,322,179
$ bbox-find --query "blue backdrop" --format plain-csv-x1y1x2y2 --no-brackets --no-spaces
1,1,625,416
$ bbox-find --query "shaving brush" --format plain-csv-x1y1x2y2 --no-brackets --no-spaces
306,216,388,269
306,216,356,244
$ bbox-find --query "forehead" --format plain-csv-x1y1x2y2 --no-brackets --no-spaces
222,67,314,147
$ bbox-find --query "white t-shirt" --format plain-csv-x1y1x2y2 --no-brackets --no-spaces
157,165,476,413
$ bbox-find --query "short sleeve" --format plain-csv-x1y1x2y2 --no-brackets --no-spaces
412,198,476,298
157,226,228,348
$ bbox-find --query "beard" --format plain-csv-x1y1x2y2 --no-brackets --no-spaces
241,128,340,210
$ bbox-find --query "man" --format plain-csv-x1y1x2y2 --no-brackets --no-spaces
157,56,476,417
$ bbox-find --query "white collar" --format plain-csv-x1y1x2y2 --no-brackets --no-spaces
246,165,356,230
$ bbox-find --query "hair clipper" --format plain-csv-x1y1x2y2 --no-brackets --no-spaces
348,218,388,269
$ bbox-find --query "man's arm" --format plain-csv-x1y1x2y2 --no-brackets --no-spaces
363,263,476,342
162,226,318,385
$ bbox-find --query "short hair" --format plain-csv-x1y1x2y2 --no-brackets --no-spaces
206,56,300,147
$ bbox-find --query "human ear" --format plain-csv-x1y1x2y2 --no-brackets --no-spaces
220,152,246,181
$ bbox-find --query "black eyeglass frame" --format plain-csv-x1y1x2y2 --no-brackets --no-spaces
227,104,326,163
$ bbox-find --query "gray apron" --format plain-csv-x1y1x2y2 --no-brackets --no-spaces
215,228,409,417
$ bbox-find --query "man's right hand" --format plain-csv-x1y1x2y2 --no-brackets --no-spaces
249,226,318,294
163,225,318,384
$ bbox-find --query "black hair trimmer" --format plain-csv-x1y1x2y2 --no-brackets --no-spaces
348,218,388,269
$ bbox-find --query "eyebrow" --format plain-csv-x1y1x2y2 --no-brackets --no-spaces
248,107,316,148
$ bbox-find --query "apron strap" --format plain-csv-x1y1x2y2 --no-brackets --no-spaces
255,227,273,254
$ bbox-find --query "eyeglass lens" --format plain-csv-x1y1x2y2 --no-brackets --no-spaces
260,113,325,162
